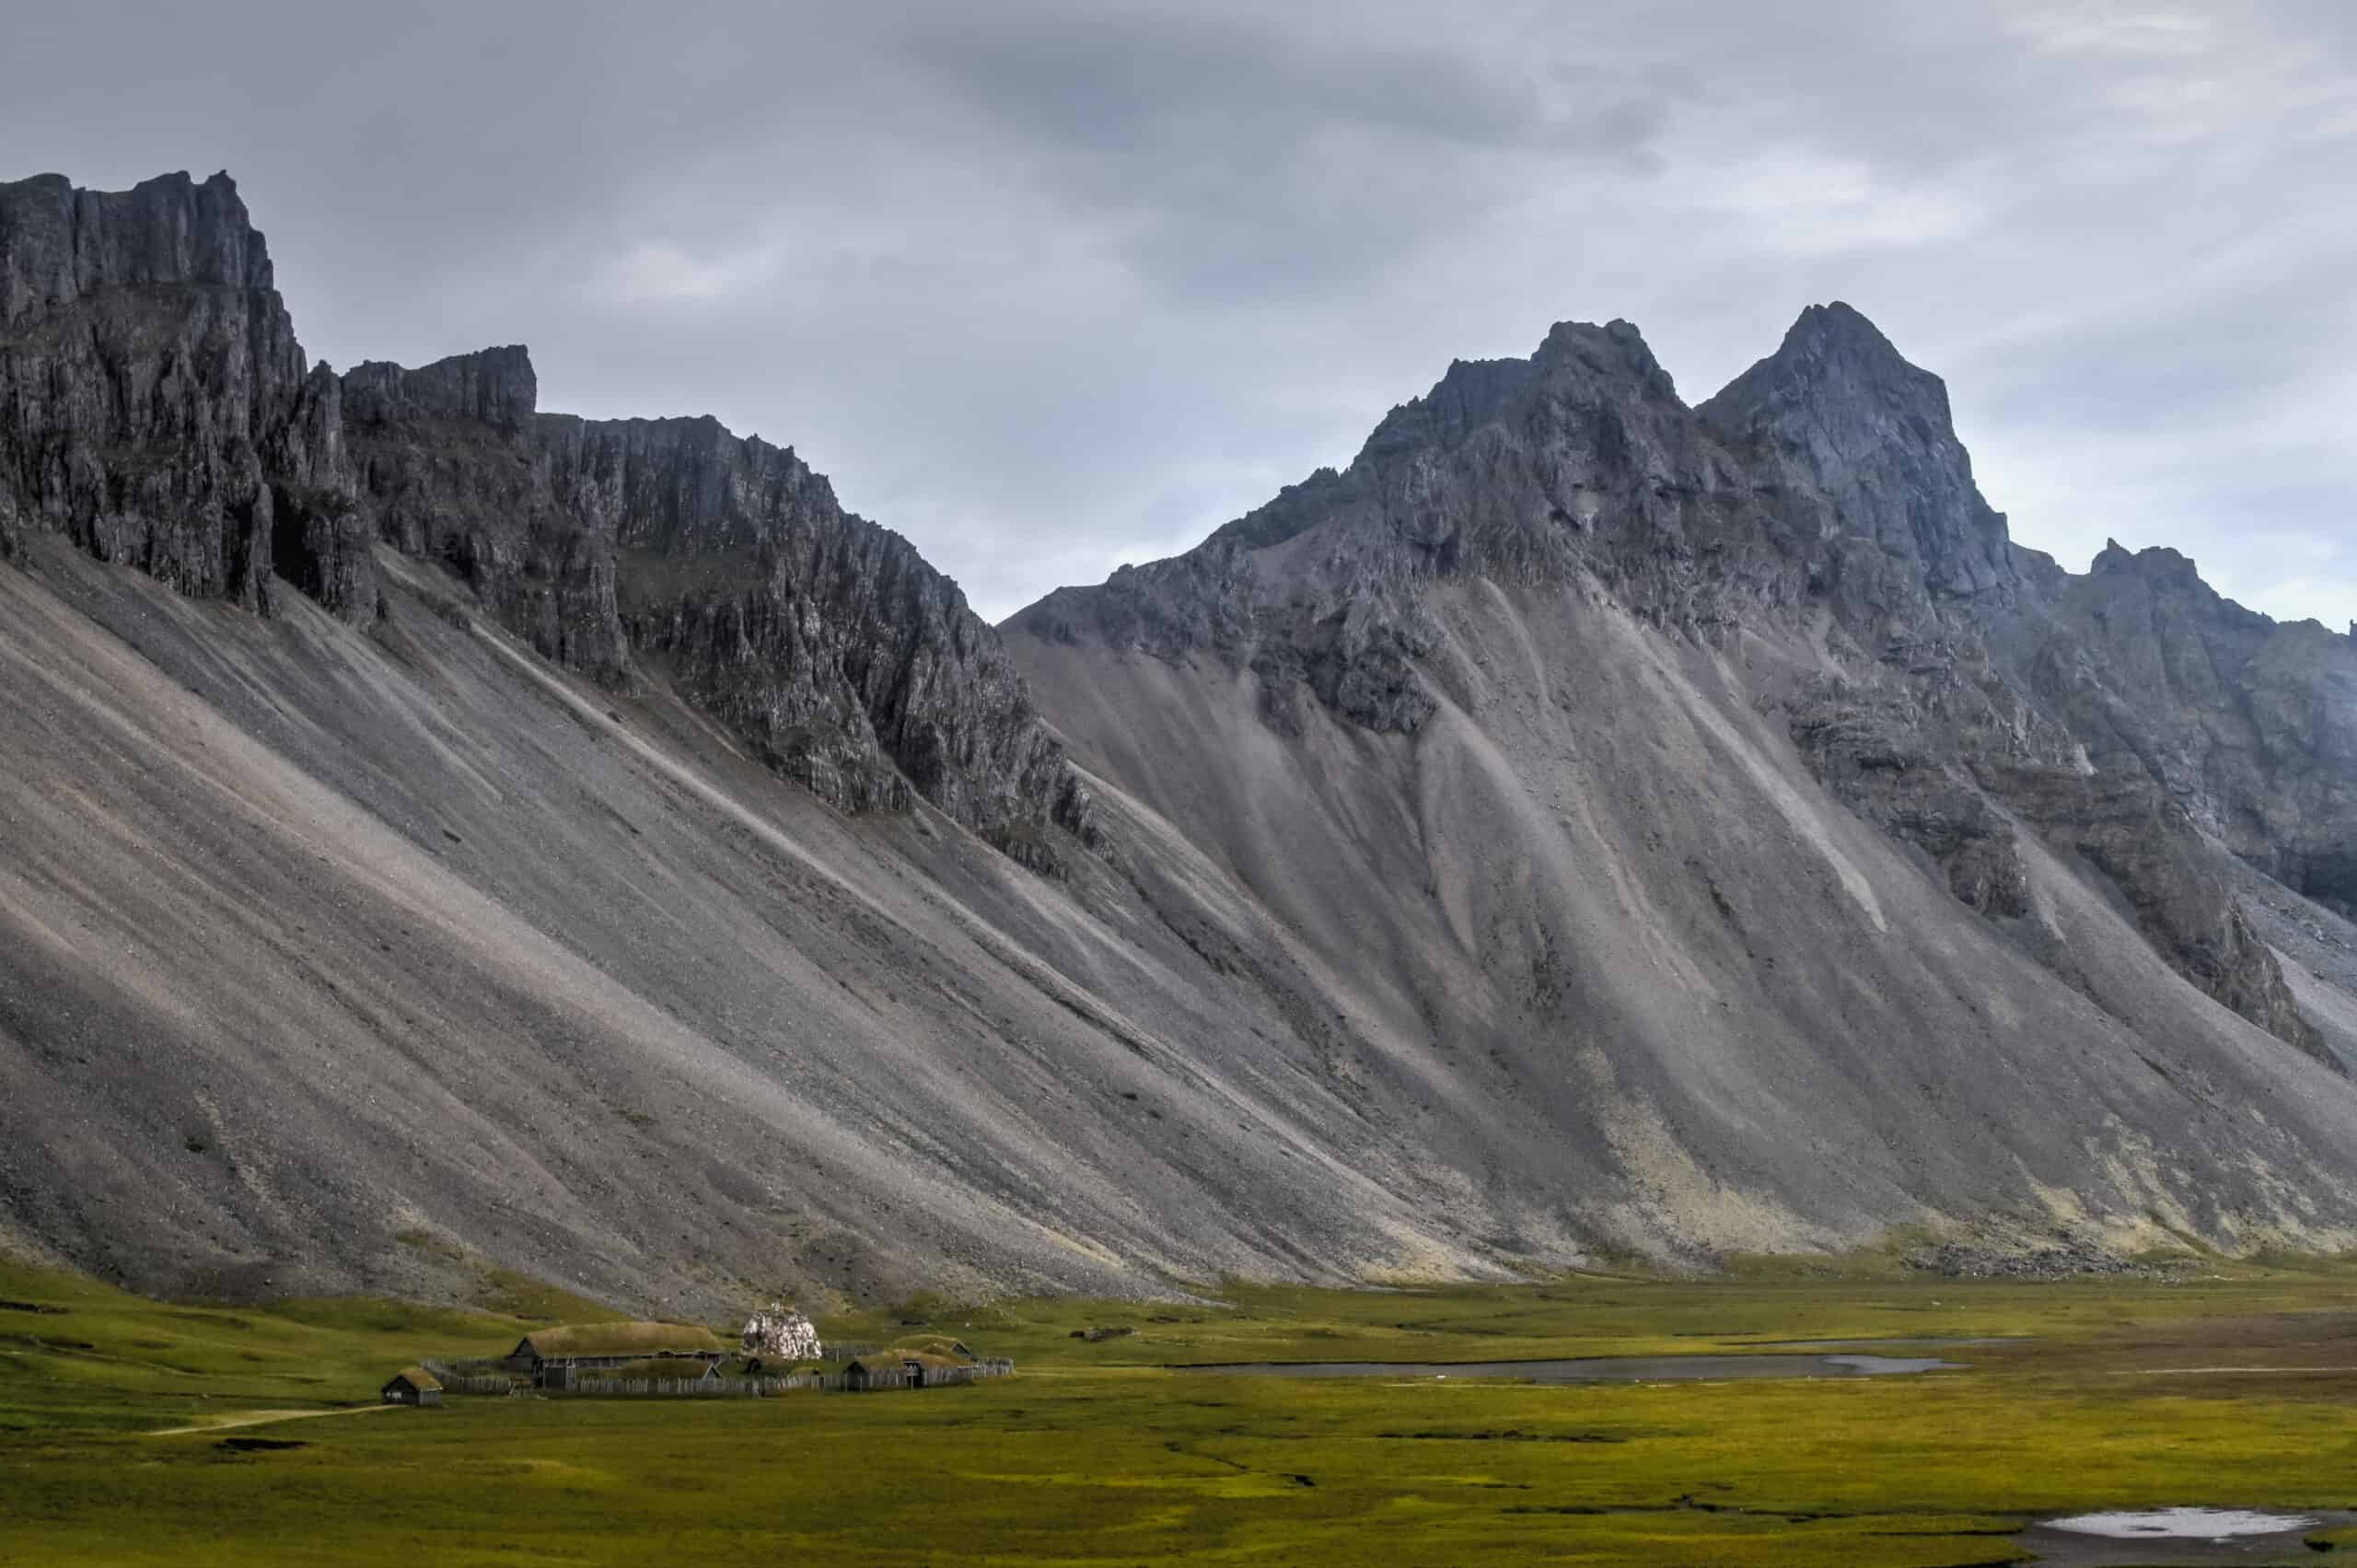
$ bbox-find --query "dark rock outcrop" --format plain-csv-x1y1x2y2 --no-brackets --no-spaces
1989,541,2357,918
343,347,626,679
341,350,1097,864
599,415,1097,855
0,173,1091,872
1784,650,2050,923
1698,302,2018,615
0,171,375,621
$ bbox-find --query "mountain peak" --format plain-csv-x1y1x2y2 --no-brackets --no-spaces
1784,298,1893,349
1698,306,2011,601
1704,301,1947,434
1353,316,1678,472
1533,315,1679,401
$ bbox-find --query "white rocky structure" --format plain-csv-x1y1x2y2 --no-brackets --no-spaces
741,1303,823,1362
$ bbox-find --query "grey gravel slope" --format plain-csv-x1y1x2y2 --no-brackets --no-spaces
5,170,2357,1307
1012,577,2357,1264
0,540,1486,1307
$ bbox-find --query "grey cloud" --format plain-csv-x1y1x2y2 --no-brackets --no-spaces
900,5,1666,157
888,4,1678,296
2,1,2351,628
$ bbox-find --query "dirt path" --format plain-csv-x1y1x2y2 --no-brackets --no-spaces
149,1404,394,1437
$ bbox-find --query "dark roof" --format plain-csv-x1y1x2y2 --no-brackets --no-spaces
514,1322,726,1359
385,1365,442,1392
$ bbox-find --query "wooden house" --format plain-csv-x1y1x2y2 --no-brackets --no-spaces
381,1366,443,1407
508,1322,728,1388
844,1350,960,1389
897,1351,963,1388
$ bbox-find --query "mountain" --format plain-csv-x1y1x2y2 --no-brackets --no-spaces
1002,306,2357,1258
3,171,2355,1310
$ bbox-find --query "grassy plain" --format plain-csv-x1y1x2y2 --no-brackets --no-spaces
6,1254,2357,1564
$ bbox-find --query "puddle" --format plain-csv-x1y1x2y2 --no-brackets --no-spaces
2018,1506,2357,1565
2048,1508,2316,1539
1176,1353,1960,1383
1747,1336,2031,1350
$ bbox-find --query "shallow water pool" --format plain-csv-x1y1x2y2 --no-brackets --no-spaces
2018,1505,2357,1566
1174,1352,1959,1383
2045,1507,2315,1539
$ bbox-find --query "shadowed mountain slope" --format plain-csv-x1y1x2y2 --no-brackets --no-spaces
3,171,2356,1309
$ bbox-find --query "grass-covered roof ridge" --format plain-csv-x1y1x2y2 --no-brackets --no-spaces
517,1321,725,1358
598,1357,719,1380
387,1365,441,1390
888,1334,976,1362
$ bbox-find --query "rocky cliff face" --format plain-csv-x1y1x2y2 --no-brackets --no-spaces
0,170,372,620
1995,542,2357,918
342,350,1097,865
0,173,1091,872
598,413,1097,858
342,346,625,679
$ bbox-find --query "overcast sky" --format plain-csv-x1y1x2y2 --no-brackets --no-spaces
11,1,2352,627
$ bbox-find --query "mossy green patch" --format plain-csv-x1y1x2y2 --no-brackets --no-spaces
6,1255,2357,1563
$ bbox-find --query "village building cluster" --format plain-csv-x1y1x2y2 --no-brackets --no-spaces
382,1304,1008,1405
508,1321,731,1388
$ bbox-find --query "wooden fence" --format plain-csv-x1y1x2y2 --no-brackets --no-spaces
431,1371,527,1396
424,1356,517,1379
428,1343,877,1375
419,1356,1015,1400
557,1358,1016,1398
821,1342,881,1362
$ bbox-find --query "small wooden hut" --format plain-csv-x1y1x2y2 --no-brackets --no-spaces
381,1366,443,1407
844,1350,961,1389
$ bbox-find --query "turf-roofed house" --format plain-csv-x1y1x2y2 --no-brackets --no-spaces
845,1349,966,1390
379,1367,443,1408
508,1324,730,1389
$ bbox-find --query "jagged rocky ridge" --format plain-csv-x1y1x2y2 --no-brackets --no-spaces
6,169,2357,1309
337,345,1096,863
1017,304,2354,1056
0,170,368,616
0,171,1092,868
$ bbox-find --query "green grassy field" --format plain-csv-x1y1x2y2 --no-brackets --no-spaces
6,1253,2357,1564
